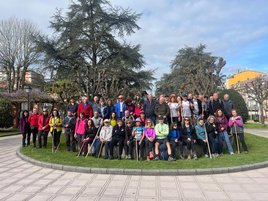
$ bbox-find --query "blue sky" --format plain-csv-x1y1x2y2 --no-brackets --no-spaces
1,0,268,81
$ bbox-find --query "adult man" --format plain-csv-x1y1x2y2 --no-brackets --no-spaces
143,94,156,123
91,96,101,115
115,95,126,118
209,93,224,116
62,110,76,151
223,94,235,120
154,95,169,122
154,116,175,161
122,110,135,123
92,111,102,128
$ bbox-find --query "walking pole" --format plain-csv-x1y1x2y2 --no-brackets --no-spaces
135,138,139,161
77,140,85,158
204,124,212,159
98,141,104,158
86,126,102,158
51,130,55,153
234,122,240,154
55,140,60,153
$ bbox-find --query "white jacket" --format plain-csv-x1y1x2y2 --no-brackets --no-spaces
99,125,113,141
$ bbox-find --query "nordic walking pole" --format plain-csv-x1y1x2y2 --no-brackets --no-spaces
51,130,55,153
204,124,212,159
86,125,102,158
77,140,85,158
234,122,240,154
98,141,104,158
135,138,139,161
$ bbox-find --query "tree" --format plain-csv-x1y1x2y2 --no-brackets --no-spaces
0,98,13,128
36,0,154,98
156,44,225,96
0,17,40,92
219,89,249,122
235,74,268,124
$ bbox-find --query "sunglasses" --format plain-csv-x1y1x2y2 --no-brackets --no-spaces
184,119,190,121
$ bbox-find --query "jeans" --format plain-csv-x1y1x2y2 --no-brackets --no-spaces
129,139,145,159
38,130,48,148
169,139,183,158
110,138,125,158
219,131,234,153
65,130,76,151
213,134,223,154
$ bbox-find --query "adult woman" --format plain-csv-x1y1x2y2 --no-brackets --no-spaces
49,108,62,150
206,115,221,157
28,107,39,147
82,119,97,156
168,94,179,125
215,109,234,155
75,112,87,153
144,119,156,161
110,112,117,127
38,108,50,148
19,110,31,147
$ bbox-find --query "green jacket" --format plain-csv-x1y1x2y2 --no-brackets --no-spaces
155,123,169,139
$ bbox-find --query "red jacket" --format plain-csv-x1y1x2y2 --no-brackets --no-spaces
38,114,50,132
28,113,39,128
77,103,93,118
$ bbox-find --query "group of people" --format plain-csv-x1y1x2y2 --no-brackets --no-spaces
19,92,248,161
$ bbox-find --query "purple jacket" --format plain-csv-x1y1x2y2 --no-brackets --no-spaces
145,127,156,139
19,117,30,133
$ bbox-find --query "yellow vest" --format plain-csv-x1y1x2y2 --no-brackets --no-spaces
49,116,62,132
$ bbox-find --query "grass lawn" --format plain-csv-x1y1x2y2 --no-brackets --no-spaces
20,133,268,170
0,128,20,137
245,122,267,129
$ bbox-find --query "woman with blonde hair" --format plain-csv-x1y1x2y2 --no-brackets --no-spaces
144,118,156,161
168,94,179,125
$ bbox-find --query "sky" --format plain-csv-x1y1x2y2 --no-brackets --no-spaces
1,0,268,82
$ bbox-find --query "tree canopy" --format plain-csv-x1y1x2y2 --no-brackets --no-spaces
156,44,225,96
36,0,154,99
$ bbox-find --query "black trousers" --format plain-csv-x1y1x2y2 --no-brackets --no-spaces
145,139,155,157
196,139,209,155
124,138,131,156
169,139,183,158
22,128,31,146
110,138,125,158
65,130,76,151
52,129,61,147
31,127,38,146
38,130,48,148
233,132,248,152
129,139,145,159
96,141,111,158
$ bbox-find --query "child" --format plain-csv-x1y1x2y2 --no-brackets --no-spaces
228,109,248,153
144,119,156,161
168,123,183,160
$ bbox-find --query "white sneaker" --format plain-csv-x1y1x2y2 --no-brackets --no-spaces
205,154,209,158
230,152,234,155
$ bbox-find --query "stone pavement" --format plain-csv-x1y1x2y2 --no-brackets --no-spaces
245,129,268,138
1,135,268,201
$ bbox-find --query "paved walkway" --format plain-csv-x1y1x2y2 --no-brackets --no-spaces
0,134,268,201
245,129,268,138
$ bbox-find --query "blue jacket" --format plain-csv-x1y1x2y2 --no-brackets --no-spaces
115,102,126,118
168,128,181,140
195,124,206,140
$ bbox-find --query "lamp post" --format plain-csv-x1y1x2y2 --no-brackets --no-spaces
24,86,32,111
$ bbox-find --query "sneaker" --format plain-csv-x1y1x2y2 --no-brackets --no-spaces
230,152,234,155
146,156,150,161
244,151,248,154
187,155,191,160
205,154,209,158
193,155,198,160
154,156,159,161
219,153,224,157
127,154,131,159
149,151,154,159
168,156,175,161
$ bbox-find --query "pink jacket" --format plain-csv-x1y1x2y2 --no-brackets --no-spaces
75,118,87,135
228,116,243,127
145,127,156,139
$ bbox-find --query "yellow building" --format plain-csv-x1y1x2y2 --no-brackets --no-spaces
226,70,263,89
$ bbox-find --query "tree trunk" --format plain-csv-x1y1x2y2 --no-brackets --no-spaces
259,103,265,124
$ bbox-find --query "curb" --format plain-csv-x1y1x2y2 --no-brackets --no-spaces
16,148,268,176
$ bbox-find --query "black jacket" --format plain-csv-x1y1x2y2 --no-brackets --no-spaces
85,127,97,139
112,125,126,140
205,122,217,138
209,99,224,115
181,125,196,141
143,99,156,117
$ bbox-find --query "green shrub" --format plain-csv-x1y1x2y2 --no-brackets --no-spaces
219,89,249,122
0,98,13,128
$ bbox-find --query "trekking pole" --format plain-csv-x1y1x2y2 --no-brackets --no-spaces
135,138,139,161
77,140,85,158
86,125,102,158
204,124,212,159
55,140,60,153
51,130,55,153
234,122,240,154
98,141,104,158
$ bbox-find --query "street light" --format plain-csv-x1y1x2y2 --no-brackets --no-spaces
24,85,32,111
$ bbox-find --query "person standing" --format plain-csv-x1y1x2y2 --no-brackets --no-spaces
223,94,235,120
37,108,50,148
124,120,133,159
215,109,234,155
49,108,62,150
115,95,126,118
106,99,115,119
66,97,78,117
75,112,88,153
143,94,157,124
181,94,193,124
77,96,93,119
228,109,248,153
110,119,126,160
19,110,31,147
28,107,39,147
154,95,170,123
209,93,224,116
100,98,109,119
168,94,179,125
62,110,76,151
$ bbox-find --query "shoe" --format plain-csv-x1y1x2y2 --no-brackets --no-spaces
149,152,154,159
128,154,131,159
187,155,191,160
179,155,184,160
193,155,198,160
244,151,248,154
146,156,150,161
230,152,234,155
219,153,224,157
117,156,121,160
168,156,175,161
205,154,209,158
109,156,114,160
154,156,159,161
